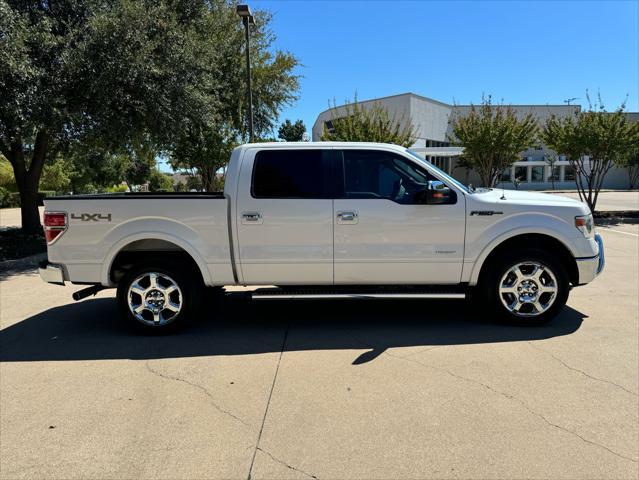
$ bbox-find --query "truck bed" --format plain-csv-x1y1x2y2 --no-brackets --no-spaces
47,191,225,200
44,193,234,286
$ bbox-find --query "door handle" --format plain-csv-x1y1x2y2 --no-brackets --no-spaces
337,211,358,224
242,212,263,224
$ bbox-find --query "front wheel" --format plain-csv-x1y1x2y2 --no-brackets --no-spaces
479,249,570,326
117,263,201,333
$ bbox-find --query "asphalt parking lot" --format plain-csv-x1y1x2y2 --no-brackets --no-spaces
1,224,637,479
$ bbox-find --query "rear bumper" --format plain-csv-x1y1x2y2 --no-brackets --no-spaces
575,233,605,285
39,261,65,285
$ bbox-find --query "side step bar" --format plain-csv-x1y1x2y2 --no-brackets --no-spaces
251,287,467,301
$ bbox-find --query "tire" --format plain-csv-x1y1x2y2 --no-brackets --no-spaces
478,248,569,326
116,262,202,333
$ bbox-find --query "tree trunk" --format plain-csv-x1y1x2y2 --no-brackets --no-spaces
6,132,49,234
19,187,41,233
200,166,215,192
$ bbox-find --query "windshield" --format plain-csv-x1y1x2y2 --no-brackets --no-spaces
405,149,470,194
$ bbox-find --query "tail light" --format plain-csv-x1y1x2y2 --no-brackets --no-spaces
43,211,67,244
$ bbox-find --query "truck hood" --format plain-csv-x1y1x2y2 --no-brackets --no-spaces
477,189,586,207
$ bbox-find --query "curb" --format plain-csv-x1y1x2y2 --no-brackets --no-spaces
594,210,639,225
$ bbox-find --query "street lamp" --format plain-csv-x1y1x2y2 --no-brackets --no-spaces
236,4,255,142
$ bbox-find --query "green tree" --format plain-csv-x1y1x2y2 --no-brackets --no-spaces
65,146,129,194
278,119,306,141
449,96,539,187
543,96,639,212
148,169,173,192
0,0,261,232
544,151,559,190
39,156,73,192
618,142,639,189
321,95,416,147
169,124,236,192
122,137,157,190
0,155,15,189
168,5,300,187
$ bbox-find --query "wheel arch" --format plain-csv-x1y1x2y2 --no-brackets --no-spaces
102,233,210,287
470,232,579,286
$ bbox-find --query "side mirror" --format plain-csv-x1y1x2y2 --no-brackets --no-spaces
425,180,455,205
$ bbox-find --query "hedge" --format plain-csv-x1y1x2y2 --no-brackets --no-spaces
0,190,57,208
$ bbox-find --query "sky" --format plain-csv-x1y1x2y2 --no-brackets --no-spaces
251,0,638,135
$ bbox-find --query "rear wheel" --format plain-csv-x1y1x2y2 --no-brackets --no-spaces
117,263,201,333
479,249,569,325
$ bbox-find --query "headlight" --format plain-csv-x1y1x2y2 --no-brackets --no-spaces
575,214,594,238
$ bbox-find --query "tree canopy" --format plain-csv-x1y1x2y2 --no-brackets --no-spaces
0,0,300,230
320,96,416,147
543,97,639,212
169,124,236,192
449,96,539,187
278,119,306,142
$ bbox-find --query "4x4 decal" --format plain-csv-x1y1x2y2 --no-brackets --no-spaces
71,213,112,222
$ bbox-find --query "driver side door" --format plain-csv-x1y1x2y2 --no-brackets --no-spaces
333,148,466,284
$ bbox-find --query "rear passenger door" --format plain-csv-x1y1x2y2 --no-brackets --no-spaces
235,148,334,285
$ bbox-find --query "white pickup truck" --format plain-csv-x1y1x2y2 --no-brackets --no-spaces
40,142,604,332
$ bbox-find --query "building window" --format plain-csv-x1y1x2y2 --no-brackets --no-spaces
531,166,544,182
324,120,334,134
549,165,560,182
514,166,528,183
564,165,576,182
500,168,512,182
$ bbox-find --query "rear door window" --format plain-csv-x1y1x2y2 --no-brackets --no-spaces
252,149,331,198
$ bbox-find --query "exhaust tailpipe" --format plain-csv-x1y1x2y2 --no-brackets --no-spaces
72,285,105,301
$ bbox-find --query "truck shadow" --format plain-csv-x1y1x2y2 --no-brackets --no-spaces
0,293,585,364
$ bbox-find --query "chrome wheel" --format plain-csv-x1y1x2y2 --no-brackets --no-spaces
499,262,558,317
127,272,182,326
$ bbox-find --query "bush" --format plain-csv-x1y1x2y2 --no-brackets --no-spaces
105,184,129,193
38,191,57,204
0,186,10,208
148,170,174,192
0,228,46,261
0,191,57,208
4,192,20,208
0,156,16,190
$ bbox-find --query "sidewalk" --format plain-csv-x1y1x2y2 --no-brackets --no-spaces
0,207,44,230
544,190,639,212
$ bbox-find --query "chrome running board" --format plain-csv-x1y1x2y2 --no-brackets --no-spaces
252,293,465,300
250,287,467,301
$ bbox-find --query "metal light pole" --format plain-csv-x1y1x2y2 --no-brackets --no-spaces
236,4,255,142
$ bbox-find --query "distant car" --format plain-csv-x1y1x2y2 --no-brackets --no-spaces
39,142,604,332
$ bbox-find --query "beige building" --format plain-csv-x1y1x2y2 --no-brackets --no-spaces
312,92,638,190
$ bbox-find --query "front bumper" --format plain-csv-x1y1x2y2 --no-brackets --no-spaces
39,261,65,285
575,233,605,285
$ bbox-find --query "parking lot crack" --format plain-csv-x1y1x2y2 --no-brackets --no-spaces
247,324,290,480
528,342,638,397
383,351,638,464
144,360,251,427
257,447,319,479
